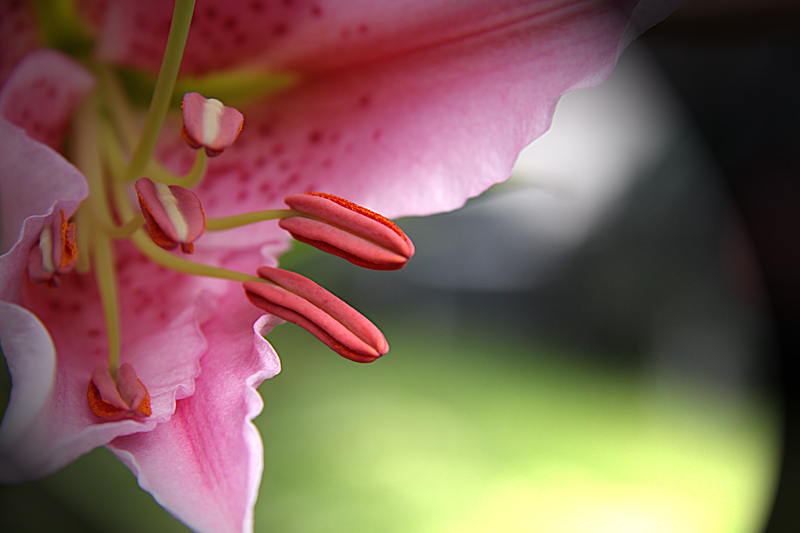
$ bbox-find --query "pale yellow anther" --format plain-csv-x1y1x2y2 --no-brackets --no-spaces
202,98,225,146
154,181,190,243
39,225,55,273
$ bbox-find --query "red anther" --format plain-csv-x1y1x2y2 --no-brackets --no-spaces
181,92,244,157
280,192,414,270
243,266,389,363
26,209,78,287
88,363,151,420
135,177,206,254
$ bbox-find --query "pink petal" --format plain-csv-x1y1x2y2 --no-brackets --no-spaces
88,0,685,77
108,299,281,533
0,118,88,303
0,0,39,85
0,251,211,482
0,49,94,150
151,0,686,235
74,0,109,29
1,122,220,479
0,301,57,483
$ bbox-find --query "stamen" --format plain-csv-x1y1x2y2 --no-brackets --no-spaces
280,193,415,270
88,363,151,420
181,92,244,156
27,210,78,286
243,266,389,363
135,177,206,253
107,144,262,284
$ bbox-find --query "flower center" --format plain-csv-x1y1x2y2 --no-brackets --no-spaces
31,0,414,421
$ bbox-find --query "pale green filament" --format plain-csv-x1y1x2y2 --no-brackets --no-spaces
123,0,195,183
112,213,146,239
206,209,302,231
92,232,121,377
75,97,145,238
100,67,206,186
131,231,264,283
156,149,207,187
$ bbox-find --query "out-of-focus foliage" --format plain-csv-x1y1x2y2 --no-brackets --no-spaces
0,313,778,533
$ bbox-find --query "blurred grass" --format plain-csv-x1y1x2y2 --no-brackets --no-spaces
0,312,779,533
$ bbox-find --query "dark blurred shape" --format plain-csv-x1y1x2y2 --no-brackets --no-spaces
646,2,800,531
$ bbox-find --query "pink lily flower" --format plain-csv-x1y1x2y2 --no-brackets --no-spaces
0,1,686,532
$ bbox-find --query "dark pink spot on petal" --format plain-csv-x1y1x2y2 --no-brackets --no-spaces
308,130,323,144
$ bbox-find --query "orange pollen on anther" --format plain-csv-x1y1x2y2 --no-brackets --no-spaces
58,209,78,269
87,372,152,420
306,192,406,239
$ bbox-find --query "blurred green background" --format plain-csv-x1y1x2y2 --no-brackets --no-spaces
0,293,780,532
0,16,787,533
